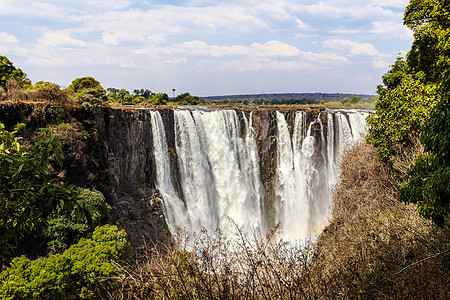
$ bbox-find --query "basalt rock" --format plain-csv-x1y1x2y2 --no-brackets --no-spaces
0,103,325,247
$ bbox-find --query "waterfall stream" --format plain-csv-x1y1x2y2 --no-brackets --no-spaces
150,108,368,240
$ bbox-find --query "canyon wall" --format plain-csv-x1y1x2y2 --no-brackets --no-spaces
0,103,364,246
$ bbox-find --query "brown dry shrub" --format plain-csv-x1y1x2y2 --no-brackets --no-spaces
313,142,449,299
31,84,76,106
0,86,6,101
5,79,30,101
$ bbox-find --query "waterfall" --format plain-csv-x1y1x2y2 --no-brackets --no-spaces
150,111,189,234
150,108,368,241
153,109,264,236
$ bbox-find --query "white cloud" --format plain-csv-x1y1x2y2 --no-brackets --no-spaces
370,20,412,39
295,18,310,30
174,40,249,57
372,60,389,68
102,32,145,45
0,32,19,43
251,40,302,57
373,0,409,8
38,31,86,47
323,39,382,56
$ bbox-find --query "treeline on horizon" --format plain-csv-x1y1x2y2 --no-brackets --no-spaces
206,93,378,106
0,55,377,107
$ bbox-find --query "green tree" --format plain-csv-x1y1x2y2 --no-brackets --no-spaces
340,96,351,105
147,93,168,105
0,56,30,89
45,188,111,252
0,123,92,259
68,77,104,95
68,77,107,108
351,94,361,103
403,0,450,83
367,0,449,225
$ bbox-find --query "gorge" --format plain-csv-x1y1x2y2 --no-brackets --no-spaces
150,107,368,241
0,104,368,244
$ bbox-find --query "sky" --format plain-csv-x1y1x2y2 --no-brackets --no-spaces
0,0,413,96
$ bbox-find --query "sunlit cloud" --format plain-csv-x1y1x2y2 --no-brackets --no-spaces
0,32,19,43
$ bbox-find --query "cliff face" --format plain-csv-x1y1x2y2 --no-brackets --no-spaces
0,103,324,247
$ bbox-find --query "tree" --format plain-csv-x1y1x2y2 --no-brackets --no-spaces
68,77,105,95
351,94,361,103
403,0,450,83
0,56,31,89
68,77,107,108
367,0,449,225
30,82,72,105
340,97,351,105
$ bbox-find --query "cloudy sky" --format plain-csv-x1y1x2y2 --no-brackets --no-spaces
0,0,413,96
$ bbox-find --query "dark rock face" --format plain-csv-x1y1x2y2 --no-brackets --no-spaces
0,103,325,248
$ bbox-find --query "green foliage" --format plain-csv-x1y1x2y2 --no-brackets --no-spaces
367,72,438,163
404,0,450,83
45,188,111,252
146,93,168,105
69,77,107,108
398,70,450,225
367,0,449,225
28,81,53,90
0,225,130,300
367,96,379,103
174,92,203,105
351,94,361,103
0,123,92,259
68,77,104,95
340,96,351,105
0,56,31,89
77,88,107,109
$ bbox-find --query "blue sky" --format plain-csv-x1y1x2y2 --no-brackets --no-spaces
0,0,413,96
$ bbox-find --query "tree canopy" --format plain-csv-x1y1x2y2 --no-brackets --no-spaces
68,77,107,108
367,0,449,225
0,55,30,89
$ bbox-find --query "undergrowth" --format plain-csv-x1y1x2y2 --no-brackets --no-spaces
96,144,448,299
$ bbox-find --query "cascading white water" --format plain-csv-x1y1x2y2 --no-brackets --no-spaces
150,111,189,234
159,109,265,236
151,108,368,241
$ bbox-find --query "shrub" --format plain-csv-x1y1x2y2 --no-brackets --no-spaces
45,188,111,252
0,123,87,259
31,83,74,105
0,225,130,300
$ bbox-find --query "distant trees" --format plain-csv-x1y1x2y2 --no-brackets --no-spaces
174,92,204,105
106,87,168,105
340,94,361,105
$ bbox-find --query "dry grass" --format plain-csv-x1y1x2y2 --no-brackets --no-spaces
96,142,449,299
0,79,76,106
314,142,449,299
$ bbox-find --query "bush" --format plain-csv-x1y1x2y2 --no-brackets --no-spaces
0,122,87,259
31,83,74,105
77,88,107,109
45,188,111,252
0,225,130,300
